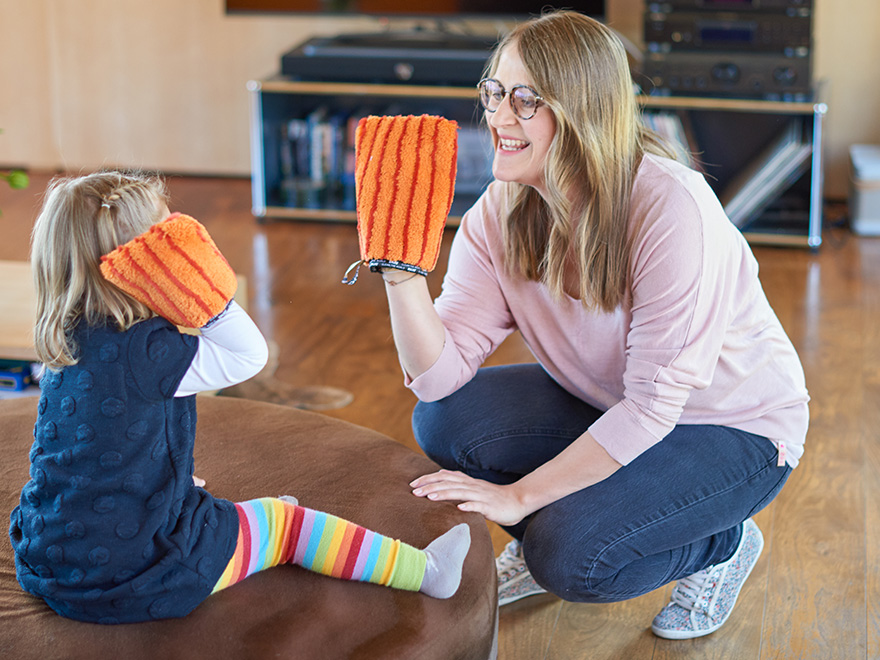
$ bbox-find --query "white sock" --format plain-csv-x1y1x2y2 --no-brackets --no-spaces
419,523,471,599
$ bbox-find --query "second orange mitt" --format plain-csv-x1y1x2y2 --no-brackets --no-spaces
344,114,458,283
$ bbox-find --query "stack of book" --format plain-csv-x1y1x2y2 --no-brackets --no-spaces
278,107,358,210
642,111,700,170
277,107,494,211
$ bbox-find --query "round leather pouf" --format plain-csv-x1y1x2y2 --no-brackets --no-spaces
0,396,498,660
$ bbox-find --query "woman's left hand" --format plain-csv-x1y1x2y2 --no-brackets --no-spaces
411,470,530,526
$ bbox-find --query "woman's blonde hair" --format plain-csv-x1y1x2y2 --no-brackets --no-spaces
486,10,677,311
31,171,169,369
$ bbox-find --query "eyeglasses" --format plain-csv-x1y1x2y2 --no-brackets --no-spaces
477,78,544,120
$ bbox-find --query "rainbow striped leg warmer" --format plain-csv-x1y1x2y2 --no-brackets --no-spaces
211,498,427,594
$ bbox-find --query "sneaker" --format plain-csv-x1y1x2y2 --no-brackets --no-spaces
496,539,548,606
651,518,764,639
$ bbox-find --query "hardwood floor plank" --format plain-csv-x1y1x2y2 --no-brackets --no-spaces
497,595,564,659
545,592,666,660
866,406,880,660
860,239,880,660
762,447,867,658
759,241,868,660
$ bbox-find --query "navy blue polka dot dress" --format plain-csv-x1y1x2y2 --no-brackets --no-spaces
8,318,238,624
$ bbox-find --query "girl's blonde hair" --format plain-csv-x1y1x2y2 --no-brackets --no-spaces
486,10,677,311
31,171,169,369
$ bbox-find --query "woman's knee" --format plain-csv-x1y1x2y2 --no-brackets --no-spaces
412,364,593,466
523,533,602,602
412,399,459,469
523,516,646,604
411,367,526,468
524,536,638,604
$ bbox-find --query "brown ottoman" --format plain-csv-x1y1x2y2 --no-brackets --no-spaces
0,396,498,659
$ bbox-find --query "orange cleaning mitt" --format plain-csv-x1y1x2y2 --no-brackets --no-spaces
100,212,237,328
343,114,458,283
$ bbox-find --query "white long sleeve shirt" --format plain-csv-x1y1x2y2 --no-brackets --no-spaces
175,301,268,396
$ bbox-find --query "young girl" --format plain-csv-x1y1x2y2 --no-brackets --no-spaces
9,171,470,625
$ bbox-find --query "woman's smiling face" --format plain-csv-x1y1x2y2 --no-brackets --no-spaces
486,44,557,198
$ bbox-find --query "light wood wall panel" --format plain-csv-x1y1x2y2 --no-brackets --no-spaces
0,0,376,174
0,0,877,197
811,0,880,198
0,1,56,168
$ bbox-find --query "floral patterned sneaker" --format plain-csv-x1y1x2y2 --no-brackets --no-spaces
652,518,764,639
496,539,548,606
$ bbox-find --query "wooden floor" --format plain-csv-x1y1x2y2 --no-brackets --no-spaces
1,173,877,659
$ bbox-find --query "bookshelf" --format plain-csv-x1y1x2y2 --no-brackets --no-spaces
247,78,491,226
249,78,826,247
639,88,827,248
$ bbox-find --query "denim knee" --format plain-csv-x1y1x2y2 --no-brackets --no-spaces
523,503,664,604
412,399,459,470
523,532,601,603
524,531,640,604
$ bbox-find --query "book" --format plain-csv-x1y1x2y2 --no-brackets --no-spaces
279,118,309,207
643,110,699,170
456,126,494,195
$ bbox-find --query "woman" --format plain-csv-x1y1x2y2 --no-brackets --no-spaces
380,10,808,639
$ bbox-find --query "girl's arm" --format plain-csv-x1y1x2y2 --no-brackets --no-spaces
175,301,269,396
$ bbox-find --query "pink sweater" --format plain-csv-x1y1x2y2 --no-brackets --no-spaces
408,154,809,468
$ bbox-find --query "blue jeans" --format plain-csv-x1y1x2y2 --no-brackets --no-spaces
412,364,791,603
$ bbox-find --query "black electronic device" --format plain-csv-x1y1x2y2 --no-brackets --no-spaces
280,32,497,85
646,0,811,12
643,51,811,100
255,1,607,86
228,0,606,19
642,0,812,100
644,11,811,56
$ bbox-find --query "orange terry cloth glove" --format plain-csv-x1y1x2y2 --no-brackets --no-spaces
342,114,458,284
100,212,237,328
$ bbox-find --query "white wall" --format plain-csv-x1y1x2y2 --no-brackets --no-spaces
0,0,378,174
0,0,877,197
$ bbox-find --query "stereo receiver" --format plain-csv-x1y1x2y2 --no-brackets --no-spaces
643,51,811,100
646,0,812,12
645,11,811,56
